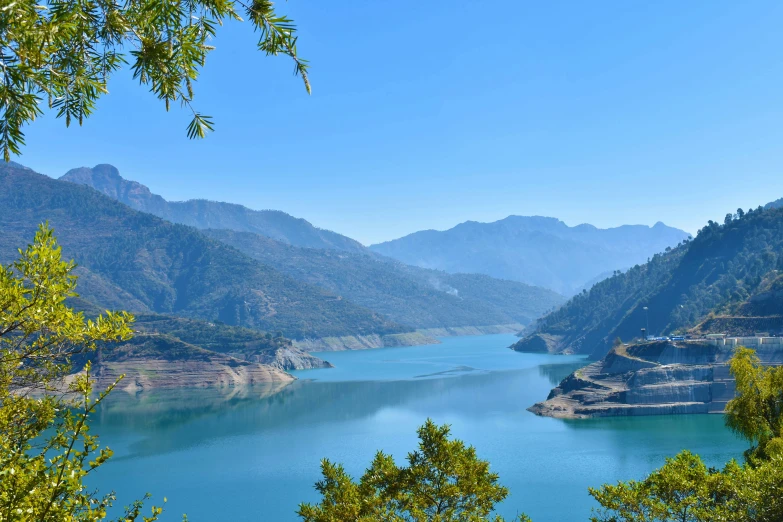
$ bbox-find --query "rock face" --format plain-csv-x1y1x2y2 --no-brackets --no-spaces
87,357,295,393
230,345,333,370
530,340,783,418
70,335,296,392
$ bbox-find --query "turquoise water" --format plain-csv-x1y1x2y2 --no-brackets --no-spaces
89,334,746,522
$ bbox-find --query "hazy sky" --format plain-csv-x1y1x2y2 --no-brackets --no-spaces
18,1,783,245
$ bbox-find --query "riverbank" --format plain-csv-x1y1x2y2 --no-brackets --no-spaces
292,324,526,352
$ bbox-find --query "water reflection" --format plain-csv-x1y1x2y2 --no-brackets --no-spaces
95,365,557,460
537,361,588,386
87,336,747,522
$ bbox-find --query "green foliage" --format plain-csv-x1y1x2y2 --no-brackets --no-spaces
0,0,308,160
298,419,530,522
725,347,783,461
0,224,133,389
519,205,783,357
589,450,783,522
0,224,176,521
588,451,737,522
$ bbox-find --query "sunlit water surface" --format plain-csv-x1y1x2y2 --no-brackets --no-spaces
89,334,744,522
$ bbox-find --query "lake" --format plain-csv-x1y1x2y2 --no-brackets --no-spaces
89,334,746,522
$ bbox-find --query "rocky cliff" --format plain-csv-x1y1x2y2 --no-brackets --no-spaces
530,340,783,418
70,335,297,392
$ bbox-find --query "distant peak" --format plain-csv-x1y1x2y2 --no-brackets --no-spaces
500,215,562,224
92,163,122,177
61,163,123,182
60,164,160,206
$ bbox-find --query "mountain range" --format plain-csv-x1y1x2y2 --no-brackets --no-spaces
370,216,690,295
61,164,367,254
55,164,566,338
1,162,571,357
1,163,406,341
514,204,783,359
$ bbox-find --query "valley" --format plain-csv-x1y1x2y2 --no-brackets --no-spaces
5,6,783,521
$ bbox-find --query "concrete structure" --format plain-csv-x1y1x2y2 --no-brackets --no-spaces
704,336,783,347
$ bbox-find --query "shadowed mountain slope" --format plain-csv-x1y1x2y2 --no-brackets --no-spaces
0,163,407,340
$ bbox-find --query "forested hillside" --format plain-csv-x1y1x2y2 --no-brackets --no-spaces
203,229,564,328
0,164,407,340
370,216,689,295
60,164,368,253
514,205,783,358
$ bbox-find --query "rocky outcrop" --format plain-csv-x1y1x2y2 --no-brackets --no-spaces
84,357,294,393
230,346,332,370
510,333,566,354
529,340,779,419
69,335,295,392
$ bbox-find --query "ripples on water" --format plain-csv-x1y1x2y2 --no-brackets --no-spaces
89,334,745,522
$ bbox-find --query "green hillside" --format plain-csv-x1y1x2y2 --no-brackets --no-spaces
203,229,565,329
514,205,783,358
0,164,408,340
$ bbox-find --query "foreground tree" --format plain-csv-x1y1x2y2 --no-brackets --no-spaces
298,419,530,522
0,225,171,520
725,347,783,461
588,346,783,522
0,0,309,160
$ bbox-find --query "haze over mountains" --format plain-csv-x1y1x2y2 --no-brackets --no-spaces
370,216,690,295
202,228,561,330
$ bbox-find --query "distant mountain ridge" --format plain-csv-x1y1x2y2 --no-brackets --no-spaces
60,164,368,253
370,216,690,295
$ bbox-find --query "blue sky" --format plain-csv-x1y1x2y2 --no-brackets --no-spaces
18,1,783,245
